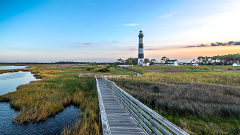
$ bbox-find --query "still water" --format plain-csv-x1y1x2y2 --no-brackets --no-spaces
0,65,27,70
0,69,80,135
0,71,39,95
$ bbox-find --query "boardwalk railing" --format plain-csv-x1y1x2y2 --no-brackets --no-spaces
96,77,111,135
102,77,189,135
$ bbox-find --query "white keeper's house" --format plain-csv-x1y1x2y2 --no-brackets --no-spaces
167,60,178,66
233,63,240,66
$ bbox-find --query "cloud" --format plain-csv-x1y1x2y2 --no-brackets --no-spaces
211,42,227,46
145,48,157,50
201,25,210,30
226,41,240,45
129,46,137,50
197,44,207,47
210,43,218,46
122,23,139,26
159,12,176,18
182,41,240,48
113,41,118,43
184,29,194,34
183,46,196,48
228,41,234,45
84,42,92,45
233,42,240,45
130,31,132,32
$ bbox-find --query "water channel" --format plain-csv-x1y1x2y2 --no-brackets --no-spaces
0,65,27,70
0,66,80,135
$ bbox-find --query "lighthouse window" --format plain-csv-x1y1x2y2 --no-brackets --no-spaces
139,39,142,44
139,48,143,53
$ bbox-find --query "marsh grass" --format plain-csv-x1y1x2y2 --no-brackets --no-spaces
127,65,240,74
113,80,240,134
118,71,240,87
0,69,30,74
0,64,99,134
81,65,135,75
111,65,240,134
108,67,136,75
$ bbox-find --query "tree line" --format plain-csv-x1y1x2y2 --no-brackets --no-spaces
194,53,240,65
116,58,157,65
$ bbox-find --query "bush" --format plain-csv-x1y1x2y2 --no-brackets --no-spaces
107,65,114,68
86,67,94,71
228,68,233,70
98,68,110,72
203,67,209,70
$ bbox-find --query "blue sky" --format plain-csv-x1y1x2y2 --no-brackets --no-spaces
1,0,240,62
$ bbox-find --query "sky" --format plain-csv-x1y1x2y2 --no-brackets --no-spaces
0,0,240,62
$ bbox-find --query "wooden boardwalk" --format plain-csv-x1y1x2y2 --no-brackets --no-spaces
97,79,145,135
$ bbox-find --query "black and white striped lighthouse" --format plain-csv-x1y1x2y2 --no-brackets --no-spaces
138,30,144,65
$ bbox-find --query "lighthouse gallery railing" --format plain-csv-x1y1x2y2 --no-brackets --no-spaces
102,77,189,135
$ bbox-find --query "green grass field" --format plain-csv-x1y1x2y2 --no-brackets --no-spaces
0,64,133,134
113,65,240,134
127,65,240,74
0,64,99,134
1,64,239,134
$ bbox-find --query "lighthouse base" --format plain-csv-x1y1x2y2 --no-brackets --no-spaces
138,58,150,66
138,58,144,66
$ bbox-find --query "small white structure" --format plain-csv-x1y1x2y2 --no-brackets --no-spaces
167,60,178,66
233,63,240,66
192,63,199,66
143,62,150,66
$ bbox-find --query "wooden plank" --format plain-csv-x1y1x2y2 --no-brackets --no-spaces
97,79,145,135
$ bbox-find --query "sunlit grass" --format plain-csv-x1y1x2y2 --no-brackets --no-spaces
114,80,240,134
111,65,240,134
2,64,239,134
0,64,99,134
0,64,134,134
126,65,240,74
118,70,240,86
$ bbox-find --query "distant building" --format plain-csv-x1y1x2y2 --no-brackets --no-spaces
167,60,178,66
192,63,199,66
233,63,240,66
143,62,150,66
183,63,198,66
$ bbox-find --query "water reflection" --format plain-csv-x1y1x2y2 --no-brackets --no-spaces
0,103,79,135
0,65,27,70
0,71,80,135
0,71,39,95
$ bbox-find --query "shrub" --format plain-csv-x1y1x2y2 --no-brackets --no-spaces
98,68,110,72
86,67,94,71
107,65,114,68
203,67,209,70
114,80,240,120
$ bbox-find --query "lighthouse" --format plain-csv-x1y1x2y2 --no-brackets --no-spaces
138,30,144,66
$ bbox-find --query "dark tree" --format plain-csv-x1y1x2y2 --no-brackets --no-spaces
125,59,133,66
144,58,150,63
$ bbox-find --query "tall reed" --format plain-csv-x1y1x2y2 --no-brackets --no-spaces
0,64,99,134
113,80,240,134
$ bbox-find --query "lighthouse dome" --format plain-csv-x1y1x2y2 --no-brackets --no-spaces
138,30,144,38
